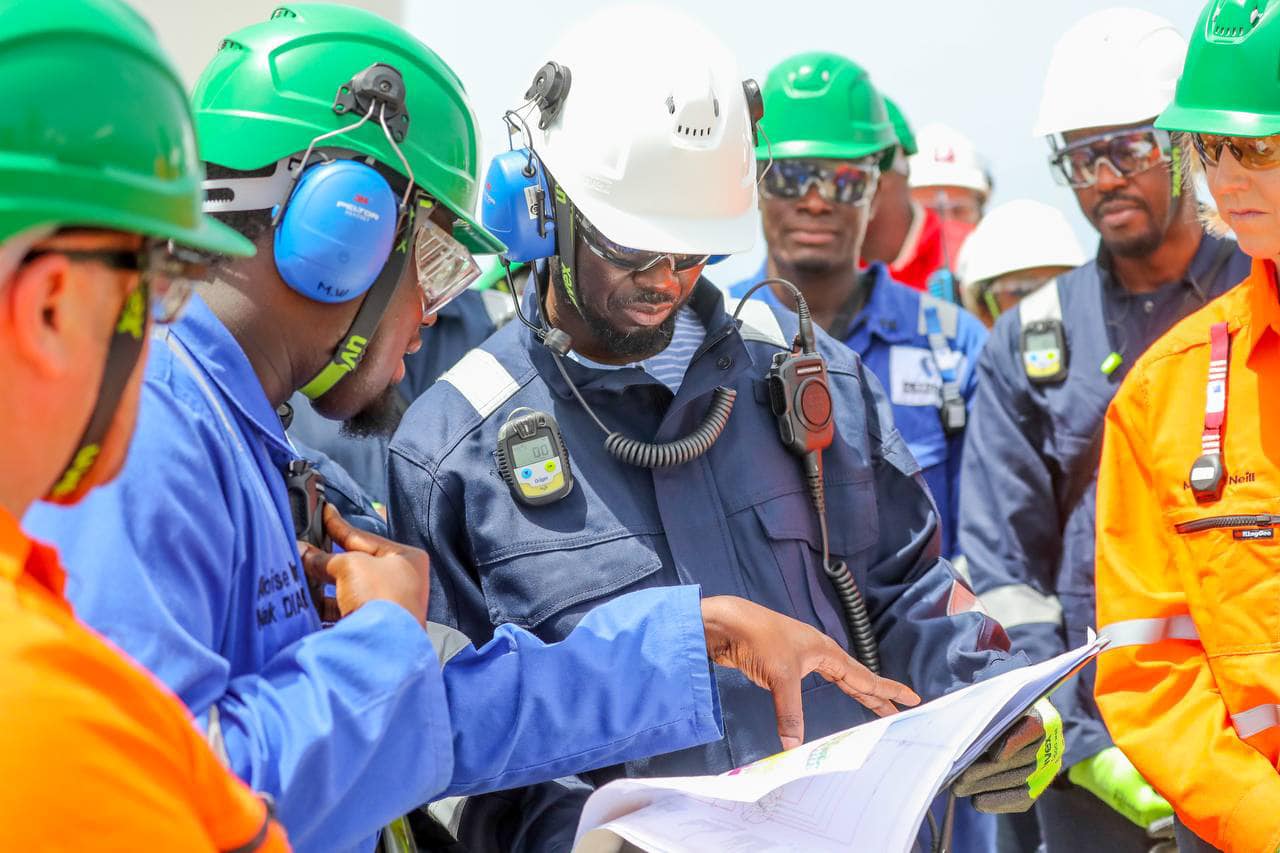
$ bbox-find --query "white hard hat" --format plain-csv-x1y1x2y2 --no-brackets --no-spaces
908,123,990,196
956,199,1085,297
1033,7,1186,138
526,4,757,255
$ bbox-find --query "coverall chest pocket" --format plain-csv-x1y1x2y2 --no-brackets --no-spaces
1168,502,1280,654
741,474,880,647
473,530,665,635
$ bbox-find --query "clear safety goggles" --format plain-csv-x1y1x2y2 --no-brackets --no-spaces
758,157,881,206
574,209,710,273
412,201,481,316
1049,127,1171,188
1191,132,1280,171
23,237,205,324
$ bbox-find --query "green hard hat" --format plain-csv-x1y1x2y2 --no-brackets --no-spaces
0,0,253,256
756,51,897,162
1157,0,1280,137
193,3,503,254
882,96,918,156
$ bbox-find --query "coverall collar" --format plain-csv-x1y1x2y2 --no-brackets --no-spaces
1095,232,1223,304
0,506,65,601
1244,259,1280,360
847,262,919,347
522,275,753,401
169,293,295,462
744,260,915,348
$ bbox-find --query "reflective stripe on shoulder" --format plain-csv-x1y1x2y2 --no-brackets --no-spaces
479,288,517,329
916,293,959,338
439,349,520,419
726,296,788,348
426,621,472,666
1232,704,1280,739
1098,614,1200,649
978,583,1063,629
1018,278,1063,330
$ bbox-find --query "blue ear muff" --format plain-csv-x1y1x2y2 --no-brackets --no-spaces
274,160,399,303
482,148,556,264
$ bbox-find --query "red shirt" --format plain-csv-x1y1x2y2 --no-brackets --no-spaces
885,203,974,291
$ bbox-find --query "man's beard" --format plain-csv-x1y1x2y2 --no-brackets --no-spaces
552,260,678,361
341,384,408,439
1094,191,1175,259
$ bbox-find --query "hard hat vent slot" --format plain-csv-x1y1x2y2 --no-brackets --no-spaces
1211,0,1266,37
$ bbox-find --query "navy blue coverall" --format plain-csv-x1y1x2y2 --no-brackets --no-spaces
388,278,1023,849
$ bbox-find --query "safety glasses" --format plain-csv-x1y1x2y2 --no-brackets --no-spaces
574,209,710,273
1191,132,1280,171
1049,127,1171,188
23,239,205,324
759,157,881,206
412,202,481,316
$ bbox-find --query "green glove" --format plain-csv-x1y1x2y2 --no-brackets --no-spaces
954,698,1064,813
1068,747,1173,834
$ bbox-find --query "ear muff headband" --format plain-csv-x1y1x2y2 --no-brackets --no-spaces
274,159,399,303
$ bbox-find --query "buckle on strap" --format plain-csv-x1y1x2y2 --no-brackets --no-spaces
923,304,966,435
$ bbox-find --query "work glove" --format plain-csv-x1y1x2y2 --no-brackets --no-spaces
1068,747,1174,837
953,697,1063,813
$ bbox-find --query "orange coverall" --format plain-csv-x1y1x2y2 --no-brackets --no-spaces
0,507,289,851
1095,259,1280,853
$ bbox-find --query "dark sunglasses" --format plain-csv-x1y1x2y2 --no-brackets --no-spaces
759,157,880,206
1191,132,1280,171
23,239,205,324
575,210,709,273
1049,128,1170,188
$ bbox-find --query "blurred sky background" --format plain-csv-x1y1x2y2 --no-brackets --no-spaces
409,0,1212,285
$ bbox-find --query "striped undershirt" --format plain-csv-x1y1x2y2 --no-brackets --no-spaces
570,305,706,393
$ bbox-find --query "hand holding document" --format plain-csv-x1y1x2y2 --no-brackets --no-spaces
574,637,1107,853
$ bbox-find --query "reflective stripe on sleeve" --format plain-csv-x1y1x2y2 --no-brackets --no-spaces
1231,704,1280,739
978,583,1063,629
1098,614,1200,649
439,349,520,418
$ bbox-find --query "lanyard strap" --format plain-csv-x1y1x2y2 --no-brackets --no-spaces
1201,321,1230,455
924,304,966,435
1189,321,1230,502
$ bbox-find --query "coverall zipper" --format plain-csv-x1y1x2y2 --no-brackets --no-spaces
1175,513,1280,534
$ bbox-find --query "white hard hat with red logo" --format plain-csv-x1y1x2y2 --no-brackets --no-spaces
908,122,991,196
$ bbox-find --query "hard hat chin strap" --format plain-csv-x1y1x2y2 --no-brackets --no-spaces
47,282,150,502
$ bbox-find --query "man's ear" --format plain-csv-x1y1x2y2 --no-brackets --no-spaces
7,253,76,379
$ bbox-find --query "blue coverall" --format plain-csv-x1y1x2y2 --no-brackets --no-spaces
959,235,1248,850
23,294,725,853
729,262,988,559
388,278,1023,848
287,287,513,504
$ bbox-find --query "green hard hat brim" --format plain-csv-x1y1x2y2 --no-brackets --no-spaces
756,138,892,162
0,204,255,258
1156,103,1280,138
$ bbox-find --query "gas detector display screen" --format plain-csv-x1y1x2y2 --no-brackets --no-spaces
512,436,555,468
1026,330,1060,352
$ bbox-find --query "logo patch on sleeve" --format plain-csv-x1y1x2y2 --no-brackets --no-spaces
1234,528,1275,540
